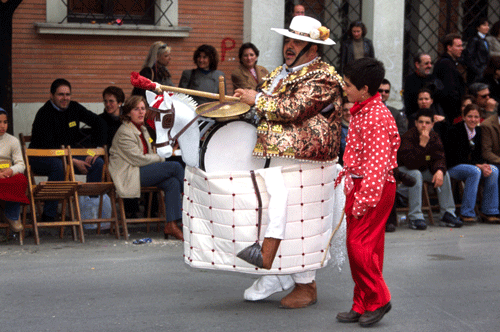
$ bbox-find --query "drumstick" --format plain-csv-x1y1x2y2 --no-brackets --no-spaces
130,72,240,102
320,207,345,267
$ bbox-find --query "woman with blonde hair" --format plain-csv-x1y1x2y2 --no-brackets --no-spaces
132,41,173,97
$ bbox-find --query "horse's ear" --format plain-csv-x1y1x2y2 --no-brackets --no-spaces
163,91,174,109
145,90,156,106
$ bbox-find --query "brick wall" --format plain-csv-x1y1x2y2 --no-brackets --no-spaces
12,0,244,104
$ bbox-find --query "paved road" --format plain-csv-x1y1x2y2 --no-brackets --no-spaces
1,223,499,332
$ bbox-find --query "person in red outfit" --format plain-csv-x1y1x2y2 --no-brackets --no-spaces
335,58,400,327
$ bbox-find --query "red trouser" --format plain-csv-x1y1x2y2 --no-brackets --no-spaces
345,178,394,313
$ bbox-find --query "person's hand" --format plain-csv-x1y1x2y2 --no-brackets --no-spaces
434,115,445,122
85,155,98,165
234,89,257,106
0,168,13,179
485,98,498,114
477,164,492,177
432,169,444,188
73,158,91,175
419,128,430,147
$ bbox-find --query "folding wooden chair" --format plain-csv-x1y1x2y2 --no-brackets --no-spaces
68,147,120,238
22,145,83,244
117,186,167,240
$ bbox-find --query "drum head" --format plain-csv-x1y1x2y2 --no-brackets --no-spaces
200,121,268,172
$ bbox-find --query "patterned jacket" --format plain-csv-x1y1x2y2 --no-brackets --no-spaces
253,58,343,162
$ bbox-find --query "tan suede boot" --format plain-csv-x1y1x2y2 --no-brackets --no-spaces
261,237,281,269
280,281,317,309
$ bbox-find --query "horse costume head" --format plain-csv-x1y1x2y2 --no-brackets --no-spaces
145,90,200,167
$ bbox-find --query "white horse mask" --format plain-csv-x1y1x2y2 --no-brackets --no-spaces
145,90,200,167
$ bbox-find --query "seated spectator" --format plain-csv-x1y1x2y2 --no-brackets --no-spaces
100,86,125,148
379,78,407,136
403,52,444,118
108,96,184,240
179,44,226,105
398,108,463,230
463,18,490,85
453,94,474,124
469,82,498,119
480,56,500,104
486,20,500,57
0,108,29,232
480,100,500,186
338,99,353,166
132,41,173,98
444,104,500,223
339,21,374,74
29,79,106,222
231,43,269,91
409,88,448,138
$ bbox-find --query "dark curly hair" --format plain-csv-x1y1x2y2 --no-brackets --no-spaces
193,44,219,71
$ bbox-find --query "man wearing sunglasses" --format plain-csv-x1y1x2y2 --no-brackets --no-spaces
469,82,498,119
379,78,407,136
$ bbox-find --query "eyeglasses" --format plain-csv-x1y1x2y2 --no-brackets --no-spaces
378,89,390,94
159,44,168,49
478,93,490,99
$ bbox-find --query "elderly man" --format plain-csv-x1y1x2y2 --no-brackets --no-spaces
469,82,498,119
235,15,343,309
403,53,444,117
434,34,466,123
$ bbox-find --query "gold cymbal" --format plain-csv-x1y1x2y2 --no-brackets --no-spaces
196,101,251,119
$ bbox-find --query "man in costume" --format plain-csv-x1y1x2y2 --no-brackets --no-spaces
234,15,343,309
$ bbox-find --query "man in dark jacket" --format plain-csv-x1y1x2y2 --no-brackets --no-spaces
464,18,490,85
403,52,444,117
29,78,107,221
397,109,462,230
433,34,466,123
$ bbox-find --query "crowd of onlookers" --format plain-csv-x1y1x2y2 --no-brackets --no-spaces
2,6,500,239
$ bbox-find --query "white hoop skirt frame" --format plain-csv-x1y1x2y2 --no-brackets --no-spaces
183,163,346,274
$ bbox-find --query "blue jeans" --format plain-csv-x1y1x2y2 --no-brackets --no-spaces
3,201,21,221
398,167,456,220
139,161,184,222
30,156,104,218
448,164,499,217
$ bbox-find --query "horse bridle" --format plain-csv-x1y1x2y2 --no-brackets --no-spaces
149,101,239,149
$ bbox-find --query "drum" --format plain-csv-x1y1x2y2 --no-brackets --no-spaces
199,120,270,173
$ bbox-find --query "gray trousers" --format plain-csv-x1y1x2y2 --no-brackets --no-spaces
398,167,456,220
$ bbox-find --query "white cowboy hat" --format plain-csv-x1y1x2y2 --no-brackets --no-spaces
271,16,335,45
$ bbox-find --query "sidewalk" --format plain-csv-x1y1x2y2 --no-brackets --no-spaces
1,223,499,332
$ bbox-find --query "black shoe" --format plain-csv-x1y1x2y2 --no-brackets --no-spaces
385,223,396,232
440,212,463,228
408,219,427,230
359,301,392,327
337,310,362,323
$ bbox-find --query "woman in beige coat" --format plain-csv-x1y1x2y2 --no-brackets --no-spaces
109,96,184,240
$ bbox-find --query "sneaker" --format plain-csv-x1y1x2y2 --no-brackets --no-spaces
440,212,463,228
409,219,427,230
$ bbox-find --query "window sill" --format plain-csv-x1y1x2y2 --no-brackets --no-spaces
34,22,191,37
